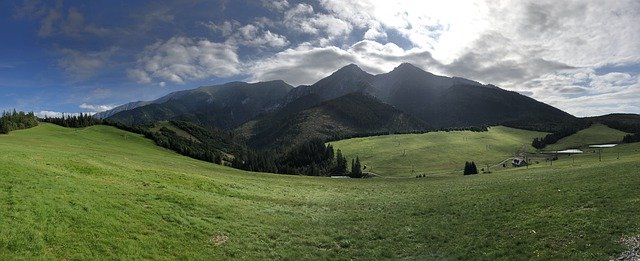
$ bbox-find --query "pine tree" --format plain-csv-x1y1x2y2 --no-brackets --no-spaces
463,161,478,175
350,156,363,178
334,149,347,175
470,161,478,174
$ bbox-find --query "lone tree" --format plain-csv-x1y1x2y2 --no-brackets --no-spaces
464,161,478,175
350,156,363,178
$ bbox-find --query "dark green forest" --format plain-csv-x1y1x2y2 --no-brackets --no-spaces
0,110,39,134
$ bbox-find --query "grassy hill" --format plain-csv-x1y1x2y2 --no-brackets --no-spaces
330,126,546,177
1,124,639,259
545,124,629,150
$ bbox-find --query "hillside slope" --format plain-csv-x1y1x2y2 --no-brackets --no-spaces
545,123,629,150
239,93,429,149
1,124,640,259
108,80,293,129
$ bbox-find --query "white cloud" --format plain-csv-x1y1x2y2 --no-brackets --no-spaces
36,111,89,118
248,44,354,86
283,3,353,41
38,6,62,37
262,0,289,12
61,7,110,37
58,47,118,80
127,69,152,84
518,68,640,116
16,2,110,38
79,103,115,112
203,20,240,37
246,40,440,86
363,26,386,40
128,36,240,84
204,19,290,48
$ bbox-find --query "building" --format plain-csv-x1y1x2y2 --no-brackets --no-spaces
512,157,527,167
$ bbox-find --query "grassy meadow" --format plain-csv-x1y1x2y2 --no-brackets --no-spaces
546,124,628,150
331,126,546,177
1,123,639,259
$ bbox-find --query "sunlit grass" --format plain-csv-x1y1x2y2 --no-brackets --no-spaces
0,123,638,259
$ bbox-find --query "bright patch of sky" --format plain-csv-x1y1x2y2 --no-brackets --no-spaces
1,0,639,117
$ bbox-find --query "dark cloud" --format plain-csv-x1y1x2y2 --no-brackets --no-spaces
440,31,576,85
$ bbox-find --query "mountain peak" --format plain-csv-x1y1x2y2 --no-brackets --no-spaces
335,63,365,74
392,62,426,73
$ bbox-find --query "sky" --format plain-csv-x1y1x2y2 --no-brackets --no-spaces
1,0,639,117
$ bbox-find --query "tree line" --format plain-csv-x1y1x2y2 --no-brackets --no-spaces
40,113,103,128
0,110,39,134
622,133,640,143
531,127,583,150
599,120,640,144
230,138,364,177
325,125,489,143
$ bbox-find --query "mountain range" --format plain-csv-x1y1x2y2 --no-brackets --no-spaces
101,63,579,149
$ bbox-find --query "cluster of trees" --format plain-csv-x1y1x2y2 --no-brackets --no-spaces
350,157,363,178
531,128,582,149
599,119,640,144
463,161,478,175
0,110,39,134
154,127,223,164
102,120,226,166
622,133,640,143
231,139,363,177
600,120,640,134
40,113,103,128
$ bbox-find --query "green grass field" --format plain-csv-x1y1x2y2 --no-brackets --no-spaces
1,124,639,259
331,126,546,177
546,124,628,150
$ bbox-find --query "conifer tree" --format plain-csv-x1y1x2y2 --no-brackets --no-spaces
350,156,363,178
334,149,347,175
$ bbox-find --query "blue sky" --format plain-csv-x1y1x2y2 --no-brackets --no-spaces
1,0,639,117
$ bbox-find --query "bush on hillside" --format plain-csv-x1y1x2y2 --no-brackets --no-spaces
464,161,478,175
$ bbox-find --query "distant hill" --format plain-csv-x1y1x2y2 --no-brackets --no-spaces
108,80,292,129
239,92,429,149
583,113,640,133
545,123,629,150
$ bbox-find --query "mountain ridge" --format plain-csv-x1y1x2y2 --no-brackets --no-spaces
104,62,579,149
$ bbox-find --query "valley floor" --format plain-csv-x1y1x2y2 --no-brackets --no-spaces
1,124,639,259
